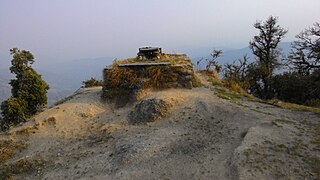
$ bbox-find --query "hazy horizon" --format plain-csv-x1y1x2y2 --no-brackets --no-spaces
1,0,320,68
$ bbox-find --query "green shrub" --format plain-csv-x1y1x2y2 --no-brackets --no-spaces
1,98,26,127
208,77,222,86
305,99,320,107
272,70,320,106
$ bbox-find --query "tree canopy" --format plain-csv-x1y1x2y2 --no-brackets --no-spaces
249,16,288,99
288,23,320,75
1,48,49,129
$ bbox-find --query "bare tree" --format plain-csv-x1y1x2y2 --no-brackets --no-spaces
196,57,204,72
224,55,249,81
288,22,320,75
249,16,288,99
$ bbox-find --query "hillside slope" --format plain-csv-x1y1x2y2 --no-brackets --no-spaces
0,78,319,179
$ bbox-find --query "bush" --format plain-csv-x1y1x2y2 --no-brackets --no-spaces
1,98,26,125
305,99,320,107
192,74,202,87
223,78,247,96
82,77,103,88
10,69,49,116
208,77,222,86
272,70,320,106
200,69,220,80
199,69,222,86
1,48,49,130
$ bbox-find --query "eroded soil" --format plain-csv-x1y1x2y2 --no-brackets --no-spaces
0,83,319,179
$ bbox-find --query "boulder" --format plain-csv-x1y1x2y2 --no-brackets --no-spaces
128,99,171,124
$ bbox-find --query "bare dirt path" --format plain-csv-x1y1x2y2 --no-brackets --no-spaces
1,83,319,179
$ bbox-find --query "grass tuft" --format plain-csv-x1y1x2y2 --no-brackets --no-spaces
208,77,222,86
223,78,248,96
192,74,202,87
266,100,320,115
0,140,27,164
214,88,242,100
0,154,47,179
82,77,103,88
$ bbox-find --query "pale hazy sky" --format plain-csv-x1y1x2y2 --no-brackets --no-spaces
1,0,320,66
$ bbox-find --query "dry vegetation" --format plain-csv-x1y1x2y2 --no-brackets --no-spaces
82,77,103,88
200,69,320,115
0,154,48,179
0,139,30,179
0,139,27,164
102,54,200,106
114,54,191,65
200,69,251,100
267,100,320,115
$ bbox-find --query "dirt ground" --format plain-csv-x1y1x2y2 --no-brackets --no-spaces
0,76,319,179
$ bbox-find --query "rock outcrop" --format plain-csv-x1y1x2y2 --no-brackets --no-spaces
128,98,171,124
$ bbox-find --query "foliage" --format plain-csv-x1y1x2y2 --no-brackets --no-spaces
214,87,242,100
245,62,265,97
216,17,319,108
266,100,320,115
103,65,181,94
206,49,223,72
199,69,222,86
208,77,222,86
82,77,103,88
272,70,320,106
0,154,47,179
1,48,49,130
223,78,248,96
196,57,204,72
0,98,26,127
200,66,250,99
223,55,250,90
200,69,221,80
191,74,202,87
249,16,288,99
0,140,27,165
288,22,320,75
103,56,197,105
114,53,191,65
104,66,138,89
224,55,249,81
10,68,49,116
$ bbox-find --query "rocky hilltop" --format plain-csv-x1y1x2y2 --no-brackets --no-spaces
0,72,319,179
102,53,200,107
